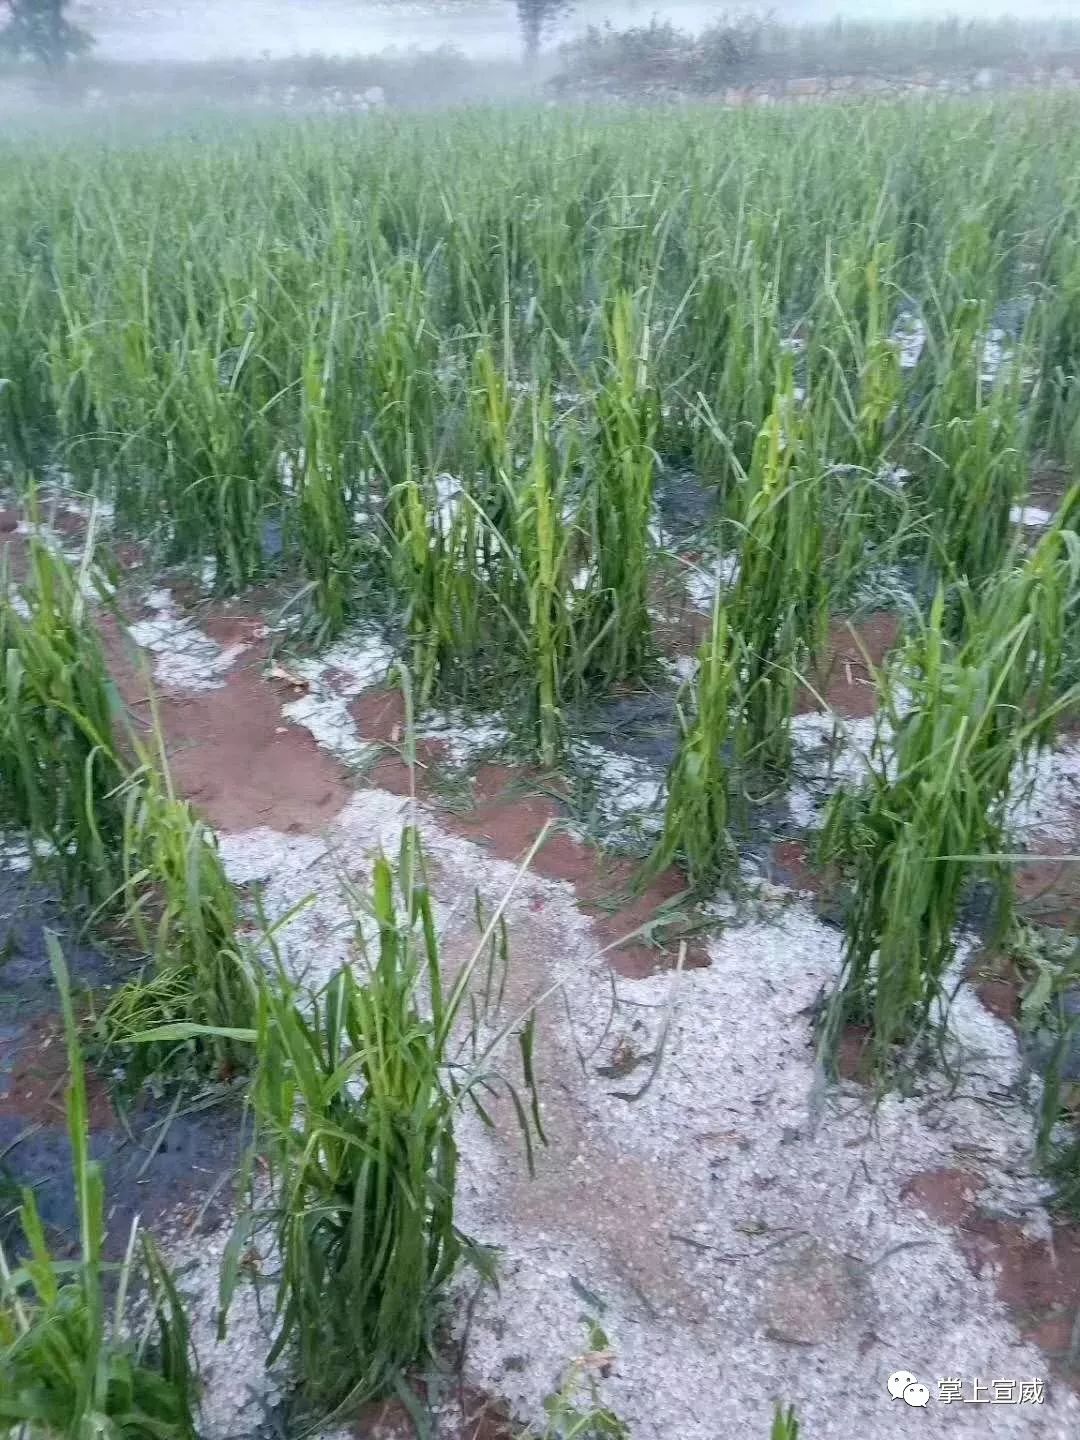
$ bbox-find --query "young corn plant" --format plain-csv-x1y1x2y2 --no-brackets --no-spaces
467,339,520,565
0,521,248,1079
1033,221,1080,463
646,377,830,889
153,297,273,591
813,243,905,475
817,591,999,1074
771,1405,800,1440
296,317,355,643
648,593,737,890
200,825,547,1422
0,519,126,912
97,735,254,1083
518,396,575,765
727,376,829,777
819,492,1080,1077
919,300,1026,591
0,935,198,1440
973,482,1080,722
365,257,439,496
585,289,659,686
690,241,783,489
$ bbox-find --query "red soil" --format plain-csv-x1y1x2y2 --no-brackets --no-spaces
0,1014,114,1130
796,611,901,719
101,615,352,835
355,1389,513,1440
439,762,707,977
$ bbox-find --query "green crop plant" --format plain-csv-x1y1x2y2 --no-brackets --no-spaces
688,234,783,489
648,592,737,890
817,590,1002,1075
819,488,1080,1078
365,257,439,497
810,241,905,475
236,828,545,1418
726,375,829,777
0,519,248,1076
0,935,197,1440
517,395,577,765
0,516,126,911
649,374,833,885
0,100,1076,507
932,211,1009,341
97,732,254,1082
2,100,1080,650
919,300,1027,591
974,484,1080,720
771,1405,800,1440
584,289,659,686
467,339,521,575
297,313,356,643
1033,204,1080,464
142,824,547,1421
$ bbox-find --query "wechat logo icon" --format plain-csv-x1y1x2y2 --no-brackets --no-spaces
887,1371,930,1408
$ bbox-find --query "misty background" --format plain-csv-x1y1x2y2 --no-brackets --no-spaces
70,0,1078,64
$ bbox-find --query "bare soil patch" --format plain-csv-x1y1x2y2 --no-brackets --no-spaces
796,611,901,719
101,614,353,834
443,763,707,976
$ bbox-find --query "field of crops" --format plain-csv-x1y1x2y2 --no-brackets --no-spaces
3,92,1080,1439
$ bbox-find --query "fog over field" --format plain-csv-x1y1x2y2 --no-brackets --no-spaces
70,0,1076,62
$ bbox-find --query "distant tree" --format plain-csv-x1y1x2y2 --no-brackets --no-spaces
515,0,572,62
0,0,91,68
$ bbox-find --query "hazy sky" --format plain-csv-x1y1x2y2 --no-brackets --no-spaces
71,0,1080,64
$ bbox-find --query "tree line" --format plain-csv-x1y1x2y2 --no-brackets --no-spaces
0,0,573,67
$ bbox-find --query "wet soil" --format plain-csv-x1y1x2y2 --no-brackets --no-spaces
101,614,353,835
354,1388,513,1440
437,763,708,977
0,863,243,1258
1016,852,1080,932
901,1166,1080,1389
7,491,1080,1415
351,685,452,796
795,611,902,719
652,464,720,544
1029,462,1074,517
110,599,707,976
581,685,683,771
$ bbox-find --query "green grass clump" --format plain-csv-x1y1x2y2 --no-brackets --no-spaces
771,1404,800,1439
150,825,549,1421
98,740,254,1082
0,528,248,1075
648,593,736,889
0,519,125,910
0,935,197,1440
819,487,1080,1077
